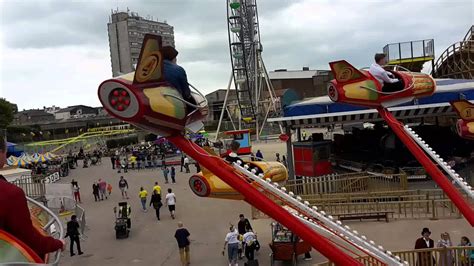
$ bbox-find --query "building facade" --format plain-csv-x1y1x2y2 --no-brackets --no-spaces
269,68,333,99
54,105,98,120
14,110,55,126
107,10,175,77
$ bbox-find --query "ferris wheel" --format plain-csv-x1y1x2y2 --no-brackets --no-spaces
217,0,280,139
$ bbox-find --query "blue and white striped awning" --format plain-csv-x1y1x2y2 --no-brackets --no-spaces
269,79,474,128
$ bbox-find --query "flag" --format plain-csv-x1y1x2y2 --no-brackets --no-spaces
21,133,26,137
46,131,51,135
30,132,35,136
65,129,69,134
39,131,43,135
79,128,83,132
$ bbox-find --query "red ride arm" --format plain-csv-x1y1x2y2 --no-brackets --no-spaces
168,136,362,265
0,181,62,258
377,107,474,226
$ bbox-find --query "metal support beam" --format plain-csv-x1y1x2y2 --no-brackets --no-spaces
215,72,235,141
285,126,295,180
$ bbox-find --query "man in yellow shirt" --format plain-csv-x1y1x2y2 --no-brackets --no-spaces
153,182,162,195
138,187,148,212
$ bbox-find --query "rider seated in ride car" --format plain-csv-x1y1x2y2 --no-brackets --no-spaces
0,135,64,260
225,141,243,164
161,46,197,106
369,53,404,92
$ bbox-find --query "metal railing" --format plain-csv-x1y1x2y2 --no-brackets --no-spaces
383,39,435,63
288,189,469,220
5,197,64,266
318,246,474,266
285,172,407,195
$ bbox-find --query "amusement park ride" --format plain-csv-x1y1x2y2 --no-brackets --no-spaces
99,30,474,264
450,99,474,140
328,60,474,224
2,4,473,266
215,0,282,140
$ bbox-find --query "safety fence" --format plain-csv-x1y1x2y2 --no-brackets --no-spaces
318,246,474,266
300,189,467,220
253,188,469,221
286,172,407,195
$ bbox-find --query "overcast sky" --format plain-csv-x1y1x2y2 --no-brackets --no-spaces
0,0,472,110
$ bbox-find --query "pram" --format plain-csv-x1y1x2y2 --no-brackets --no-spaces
90,156,98,165
114,202,131,239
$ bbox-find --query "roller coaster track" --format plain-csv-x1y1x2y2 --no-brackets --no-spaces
168,135,407,265
28,129,135,153
377,107,474,226
432,25,474,79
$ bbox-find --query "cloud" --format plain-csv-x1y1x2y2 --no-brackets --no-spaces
0,0,472,110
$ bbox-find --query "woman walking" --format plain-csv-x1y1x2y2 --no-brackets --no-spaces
149,190,162,221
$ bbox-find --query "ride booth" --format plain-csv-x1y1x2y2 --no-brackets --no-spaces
293,135,333,177
223,129,252,155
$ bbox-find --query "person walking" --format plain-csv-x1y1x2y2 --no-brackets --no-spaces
174,222,191,266
71,179,81,203
65,215,83,256
92,182,100,201
282,155,287,167
223,225,239,266
118,176,129,199
163,165,170,184
98,179,107,200
184,156,190,173
138,187,148,212
153,181,162,196
243,227,257,261
255,150,263,161
165,188,176,219
171,166,176,183
180,154,185,172
195,163,200,173
149,190,162,221
111,155,116,170
116,158,122,173
275,153,281,163
107,183,112,196
237,214,253,259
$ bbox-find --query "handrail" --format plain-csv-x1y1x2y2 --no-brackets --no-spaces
318,246,474,266
462,25,474,41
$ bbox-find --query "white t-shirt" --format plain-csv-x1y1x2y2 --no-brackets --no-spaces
243,232,256,245
225,229,240,244
166,193,176,205
184,158,189,164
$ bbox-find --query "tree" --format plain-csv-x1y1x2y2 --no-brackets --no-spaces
0,98,15,128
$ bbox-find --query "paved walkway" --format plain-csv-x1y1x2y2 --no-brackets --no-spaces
57,150,472,265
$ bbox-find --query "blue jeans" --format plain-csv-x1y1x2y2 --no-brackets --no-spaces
227,243,239,263
140,198,146,210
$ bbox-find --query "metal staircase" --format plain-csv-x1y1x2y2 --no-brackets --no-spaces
234,161,406,265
